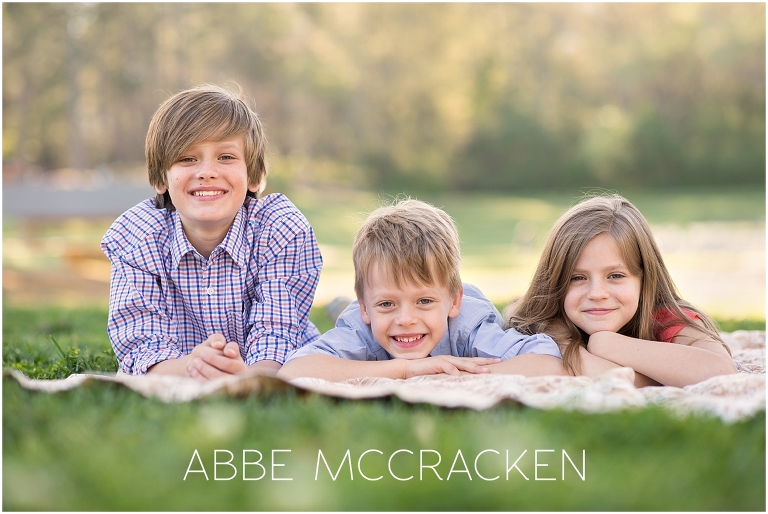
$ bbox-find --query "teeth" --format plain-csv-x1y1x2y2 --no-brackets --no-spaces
394,335,421,343
192,190,224,196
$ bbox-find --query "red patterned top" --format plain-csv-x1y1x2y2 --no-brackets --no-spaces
653,308,700,342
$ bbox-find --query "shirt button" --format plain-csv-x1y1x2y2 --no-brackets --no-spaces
206,287,215,295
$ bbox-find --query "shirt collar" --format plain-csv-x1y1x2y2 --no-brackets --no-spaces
216,205,248,269
168,205,248,270
429,330,453,357
169,213,196,271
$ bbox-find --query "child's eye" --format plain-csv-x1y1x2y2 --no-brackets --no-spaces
220,155,236,160
570,275,586,282
608,273,625,279
377,301,394,308
417,298,434,305
178,156,195,163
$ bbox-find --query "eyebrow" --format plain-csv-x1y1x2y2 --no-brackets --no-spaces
572,263,630,273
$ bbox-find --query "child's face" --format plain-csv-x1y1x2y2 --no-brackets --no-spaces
358,264,462,359
155,137,257,238
564,232,642,335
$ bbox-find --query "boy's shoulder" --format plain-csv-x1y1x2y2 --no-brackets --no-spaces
245,193,312,234
454,283,504,328
102,198,173,256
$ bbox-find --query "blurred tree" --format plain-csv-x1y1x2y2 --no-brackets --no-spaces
2,3,764,190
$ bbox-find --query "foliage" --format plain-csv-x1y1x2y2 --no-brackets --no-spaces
2,306,118,379
2,3,765,191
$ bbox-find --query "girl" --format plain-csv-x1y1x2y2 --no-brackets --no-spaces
506,194,738,387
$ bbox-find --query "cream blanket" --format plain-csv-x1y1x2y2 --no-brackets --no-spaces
8,331,765,423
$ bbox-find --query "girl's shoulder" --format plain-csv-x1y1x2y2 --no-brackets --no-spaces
653,307,700,342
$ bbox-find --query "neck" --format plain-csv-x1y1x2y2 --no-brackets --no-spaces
181,219,234,259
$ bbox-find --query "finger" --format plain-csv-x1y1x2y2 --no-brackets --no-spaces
439,363,462,376
222,342,241,359
191,357,230,380
205,334,227,350
200,352,247,375
464,357,503,365
451,360,492,374
190,345,224,360
186,364,207,382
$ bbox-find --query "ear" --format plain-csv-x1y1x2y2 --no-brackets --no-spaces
358,296,371,325
154,183,168,195
448,285,463,318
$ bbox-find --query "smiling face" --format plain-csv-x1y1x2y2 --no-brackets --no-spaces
563,232,642,335
155,137,258,250
358,264,463,359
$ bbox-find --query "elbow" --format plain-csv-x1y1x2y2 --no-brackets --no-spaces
275,361,298,381
533,355,568,376
713,355,739,377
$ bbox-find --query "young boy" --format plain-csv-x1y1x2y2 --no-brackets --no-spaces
101,84,322,380
277,199,563,381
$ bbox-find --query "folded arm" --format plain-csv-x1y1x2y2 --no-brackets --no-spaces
586,324,737,387
575,346,661,387
482,354,567,376
277,354,501,381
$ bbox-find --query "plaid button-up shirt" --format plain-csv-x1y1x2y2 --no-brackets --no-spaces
101,194,322,375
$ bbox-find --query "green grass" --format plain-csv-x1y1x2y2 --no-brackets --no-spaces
289,185,766,253
2,305,766,511
3,378,764,511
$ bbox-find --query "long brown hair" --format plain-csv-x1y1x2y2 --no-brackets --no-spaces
505,194,725,375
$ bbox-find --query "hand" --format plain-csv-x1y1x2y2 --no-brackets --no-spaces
401,355,501,378
186,334,247,381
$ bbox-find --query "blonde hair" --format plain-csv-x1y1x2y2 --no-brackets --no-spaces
506,194,726,374
145,83,268,210
353,198,462,300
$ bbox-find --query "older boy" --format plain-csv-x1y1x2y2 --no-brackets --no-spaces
277,199,562,381
102,84,322,379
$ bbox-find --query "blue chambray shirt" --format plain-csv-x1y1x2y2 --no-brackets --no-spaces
101,193,322,375
285,283,561,363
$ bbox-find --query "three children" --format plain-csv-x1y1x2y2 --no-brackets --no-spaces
103,82,737,387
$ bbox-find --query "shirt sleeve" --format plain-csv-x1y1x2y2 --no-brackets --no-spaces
654,307,700,342
103,242,183,375
284,325,373,362
468,321,563,360
244,212,323,365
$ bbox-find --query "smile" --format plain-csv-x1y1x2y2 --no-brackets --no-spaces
583,309,616,316
191,190,226,197
391,334,425,347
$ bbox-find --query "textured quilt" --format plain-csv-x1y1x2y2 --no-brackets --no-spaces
8,330,765,423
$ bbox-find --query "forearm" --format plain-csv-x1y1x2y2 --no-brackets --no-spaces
588,332,738,387
577,346,660,387
146,354,194,377
484,354,567,377
248,359,282,377
277,355,406,381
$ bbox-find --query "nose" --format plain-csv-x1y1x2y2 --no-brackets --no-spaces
586,279,609,300
395,305,418,326
195,157,220,180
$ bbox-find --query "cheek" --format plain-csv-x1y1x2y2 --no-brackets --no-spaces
562,288,578,314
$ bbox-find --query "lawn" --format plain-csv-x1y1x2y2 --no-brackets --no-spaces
3,187,766,510
2,305,766,511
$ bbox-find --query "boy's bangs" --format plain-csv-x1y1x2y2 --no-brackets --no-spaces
376,253,448,292
197,108,251,145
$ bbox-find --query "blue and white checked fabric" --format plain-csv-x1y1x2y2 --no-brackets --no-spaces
101,193,323,375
